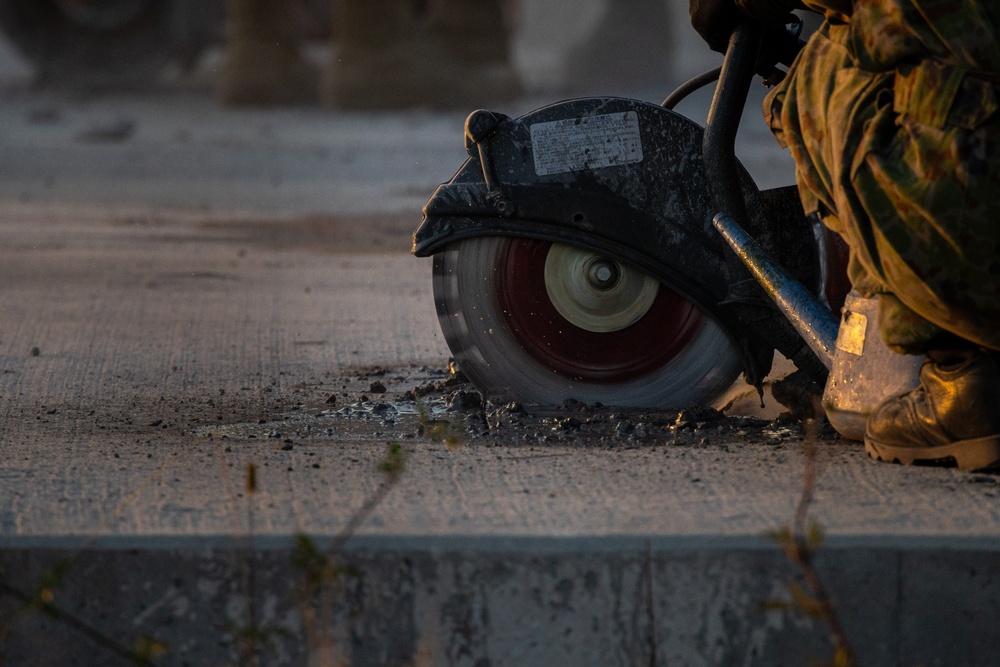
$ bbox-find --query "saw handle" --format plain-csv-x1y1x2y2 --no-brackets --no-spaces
703,20,761,233
701,17,804,228
756,17,805,82
704,20,831,387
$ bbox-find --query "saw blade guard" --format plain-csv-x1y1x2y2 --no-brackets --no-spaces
414,97,820,408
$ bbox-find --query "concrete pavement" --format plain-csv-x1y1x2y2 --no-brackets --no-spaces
1,25,999,667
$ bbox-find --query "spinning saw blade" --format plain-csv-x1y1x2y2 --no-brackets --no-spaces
433,237,743,408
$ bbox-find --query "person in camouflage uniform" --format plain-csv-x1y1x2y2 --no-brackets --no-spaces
690,0,1000,470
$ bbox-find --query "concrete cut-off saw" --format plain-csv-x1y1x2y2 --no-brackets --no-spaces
412,21,921,439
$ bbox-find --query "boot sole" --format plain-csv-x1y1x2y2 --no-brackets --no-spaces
864,434,1000,472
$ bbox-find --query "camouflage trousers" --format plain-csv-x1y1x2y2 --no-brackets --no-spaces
764,20,1000,353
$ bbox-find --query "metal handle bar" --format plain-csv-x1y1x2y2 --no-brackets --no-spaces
703,20,763,231
702,21,831,386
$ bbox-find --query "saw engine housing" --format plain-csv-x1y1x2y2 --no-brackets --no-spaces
413,97,832,407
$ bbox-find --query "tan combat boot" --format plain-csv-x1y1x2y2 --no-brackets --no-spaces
218,0,318,106
864,347,1000,471
323,0,519,109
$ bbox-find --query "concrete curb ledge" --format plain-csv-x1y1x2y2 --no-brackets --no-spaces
2,535,999,666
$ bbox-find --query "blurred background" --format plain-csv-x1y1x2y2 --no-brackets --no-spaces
0,0,794,219
0,0,715,102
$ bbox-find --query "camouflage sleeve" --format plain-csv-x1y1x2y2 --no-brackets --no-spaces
734,0,807,25
848,0,1000,72
798,0,850,21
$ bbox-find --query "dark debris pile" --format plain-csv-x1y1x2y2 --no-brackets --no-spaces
308,363,839,450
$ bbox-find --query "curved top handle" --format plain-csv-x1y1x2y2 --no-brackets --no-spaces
702,20,764,230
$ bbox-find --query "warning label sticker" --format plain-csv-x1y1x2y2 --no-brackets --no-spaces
530,111,643,176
